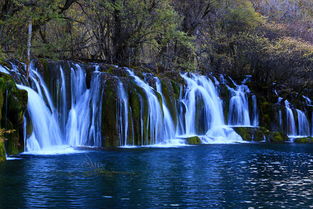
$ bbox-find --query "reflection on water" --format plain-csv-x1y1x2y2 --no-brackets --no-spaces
1,144,313,208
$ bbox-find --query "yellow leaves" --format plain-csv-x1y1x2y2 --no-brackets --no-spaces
0,129,15,143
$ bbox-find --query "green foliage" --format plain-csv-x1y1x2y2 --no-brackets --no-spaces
224,0,264,33
0,0,313,80
0,47,6,62
0,129,15,162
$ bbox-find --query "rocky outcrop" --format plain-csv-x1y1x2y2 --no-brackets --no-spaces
294,137,313,144
0,72,27,159
233,127,288,142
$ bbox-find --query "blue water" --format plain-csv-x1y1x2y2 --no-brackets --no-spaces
1,144,313,208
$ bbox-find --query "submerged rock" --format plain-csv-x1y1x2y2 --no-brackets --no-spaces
178,136,202,145
233,127,268,141
268,131,288,143
233,127,288,142
294,137,313,144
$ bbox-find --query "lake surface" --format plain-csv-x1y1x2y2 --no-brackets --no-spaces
1,144,313,208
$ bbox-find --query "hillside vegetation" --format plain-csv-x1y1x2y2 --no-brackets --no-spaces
1,0,313,94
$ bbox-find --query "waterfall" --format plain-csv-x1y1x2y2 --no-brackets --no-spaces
66,65,104,147
59,67,68,134
302,96,313,137
87,71,104,147
278,110,283,128
127,69,166,144
155,77,176,142
296,109,310,136
16,64,104,153
0,65,9,74
17,85,63,152
2,61,271,150
252,95,259,127
285,100,297,136
180,73,242,142
177,85,186,136
117,81,129,146
181,73,224,134
227,83,251,126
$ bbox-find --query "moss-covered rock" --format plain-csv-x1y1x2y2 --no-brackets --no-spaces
233,127,269,141
186,136,202,145
294,137,313,144
0,73,28,155
0,140,6,162
179,136,202,145
101,77,119,147
160,78,178,126
268,131,288,143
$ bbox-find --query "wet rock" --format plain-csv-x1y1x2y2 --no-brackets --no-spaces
233,127,269,141
294,137,313,144
0,72,28,155
268,131,288,143
178,136,202,145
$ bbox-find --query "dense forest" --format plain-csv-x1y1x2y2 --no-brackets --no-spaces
1,0,313,93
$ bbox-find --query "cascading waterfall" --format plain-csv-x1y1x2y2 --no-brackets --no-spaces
180,73,242,142
252,95,259,127
66,65,104,147
285,100,297,136
227,81,252,126
17,85,63,152
127,69,169,144
0,65,9,74
117,81,130,146
296,109,310,136
303,96,313,137
87,71,104,147
180,73,224,135
177,85,186,136
1,61,269,151
17,64,104,153
155,77,176,143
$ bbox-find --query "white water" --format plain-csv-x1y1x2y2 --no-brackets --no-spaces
18,65,104,153
66,65,104,147
180,73,242,143
8,63,266,152
17,85,63,151
252,95,259,126
127,70,168,144
0,65,10,74
227,83,251,126
296,109,310,137
155,77,176,143
285,100,297,137
117,81,130,146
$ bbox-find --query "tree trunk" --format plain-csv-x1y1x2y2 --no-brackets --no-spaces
26,19,32,78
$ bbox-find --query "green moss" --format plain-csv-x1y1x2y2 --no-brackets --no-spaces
268,131,288,143
129,89,141,145
160,78,178,126
128,82,150,145
171,80,180,99
233,127,268,141
0,73,27,155
185,136,202,145
102,79,119,147
294,137,313,144
0,140,6,162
